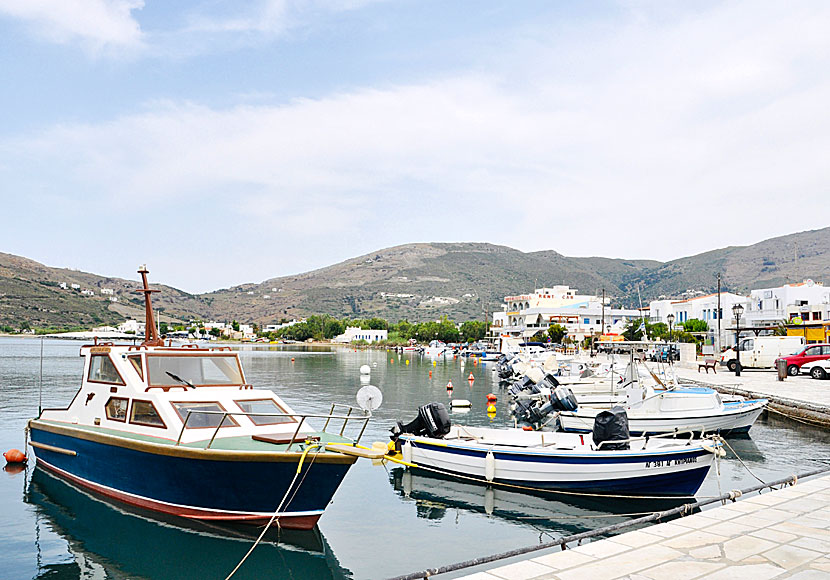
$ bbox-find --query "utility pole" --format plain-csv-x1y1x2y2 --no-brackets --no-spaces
601,288,606,336
717,273,722,354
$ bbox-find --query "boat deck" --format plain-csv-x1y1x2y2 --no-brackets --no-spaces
457,473,830,579
32,420,353,452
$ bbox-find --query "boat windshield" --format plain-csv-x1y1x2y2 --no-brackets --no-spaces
146,354,244,387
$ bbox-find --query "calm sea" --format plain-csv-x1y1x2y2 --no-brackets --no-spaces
2,337,829,579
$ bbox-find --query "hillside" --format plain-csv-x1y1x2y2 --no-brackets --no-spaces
1,226,828,329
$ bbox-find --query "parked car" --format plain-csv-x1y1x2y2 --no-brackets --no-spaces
721,336,806,372
774,343,830,376
801,359,830,380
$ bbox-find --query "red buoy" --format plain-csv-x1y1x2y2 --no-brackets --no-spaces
291,357,295,362
521,425,533,431
3,449,27,464
486,393,497,402
429,370,432,378
468,373,475,381
447,380,454,390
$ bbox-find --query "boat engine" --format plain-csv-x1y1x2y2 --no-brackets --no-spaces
513,386,578,429
391,402,451,440
592,406,630,451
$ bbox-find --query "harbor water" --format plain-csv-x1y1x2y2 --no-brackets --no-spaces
2,337,830,579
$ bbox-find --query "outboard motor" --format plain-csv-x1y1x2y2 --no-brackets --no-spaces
536,372,560,392
513,386,578,429
592,406,630,451
391,402,451,440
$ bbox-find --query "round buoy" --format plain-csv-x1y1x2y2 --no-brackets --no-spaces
360,364,371,375
405,360,410,366
432,360,437,367
3,449,27,464
473,359,478,366
522,425,533,431
447,380,453,390
486,404,497,413
291,357,295,362
429,370,432,378
486,393,497,402
390,358,394,364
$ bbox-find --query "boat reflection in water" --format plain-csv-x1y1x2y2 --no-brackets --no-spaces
389,467,689,536
26,467,351,580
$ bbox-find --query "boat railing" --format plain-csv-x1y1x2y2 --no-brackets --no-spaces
594,424,709,449
175,406,372,450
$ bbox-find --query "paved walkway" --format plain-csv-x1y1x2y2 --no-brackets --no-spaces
457,473,830,580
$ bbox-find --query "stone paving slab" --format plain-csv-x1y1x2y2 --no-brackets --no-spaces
456,473,830,580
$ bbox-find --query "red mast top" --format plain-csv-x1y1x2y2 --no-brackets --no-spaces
137,265,164,347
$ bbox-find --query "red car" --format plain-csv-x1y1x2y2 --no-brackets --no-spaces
776,343,830,376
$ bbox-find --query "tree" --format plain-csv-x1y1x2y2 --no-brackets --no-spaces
159,322,169,335
459,320,488,342
680,319,709,333
622,319,668,341
231,320,240,332
209,328,221,338
547,324,567,344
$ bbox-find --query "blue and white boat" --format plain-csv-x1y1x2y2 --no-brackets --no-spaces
396,424,720,496
28,266,374,530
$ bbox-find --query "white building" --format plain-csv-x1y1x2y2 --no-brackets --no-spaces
118,319,145,334
333,327,388,344
650,292,747,350
59,282,67,290
263,320,301,333
492,286,640,343
80,289,94,296
744,280,830,327
100,288,114,295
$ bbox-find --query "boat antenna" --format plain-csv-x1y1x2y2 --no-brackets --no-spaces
38,335,44,415
137,265,164,347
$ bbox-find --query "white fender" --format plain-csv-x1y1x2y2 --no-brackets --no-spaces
402,440,413,464
485,450,495,482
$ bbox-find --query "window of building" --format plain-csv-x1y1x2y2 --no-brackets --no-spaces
130,400,165,428
584,318,590,324
87,354,125,385
235,399,295,425
104,397,129,422
813,312,821,320
172,402,238,428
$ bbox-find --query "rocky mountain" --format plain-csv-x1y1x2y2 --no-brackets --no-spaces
1,226,828,329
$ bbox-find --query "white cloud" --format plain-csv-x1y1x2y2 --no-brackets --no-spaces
2,0,830,290
0,0,144,53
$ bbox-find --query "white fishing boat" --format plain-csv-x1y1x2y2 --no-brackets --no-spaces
391,404,721,496
422,340,452,357
558,386,767,436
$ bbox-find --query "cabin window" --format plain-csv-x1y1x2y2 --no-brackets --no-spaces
127,355,144,380
105,397,129,422
146,355,244,387
235,399,295,425
88,354,125,385
130,400,166,428
171,402,238,428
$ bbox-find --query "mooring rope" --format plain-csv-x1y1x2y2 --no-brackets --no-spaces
384,466,830,580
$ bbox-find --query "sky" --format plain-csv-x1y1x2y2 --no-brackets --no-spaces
1,1,829,293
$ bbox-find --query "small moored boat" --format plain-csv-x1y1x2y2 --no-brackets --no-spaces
28,266,376,530
391,403,722,497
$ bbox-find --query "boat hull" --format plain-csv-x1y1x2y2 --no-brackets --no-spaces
559,401,767,436
29,421,356,530
399,435,714,496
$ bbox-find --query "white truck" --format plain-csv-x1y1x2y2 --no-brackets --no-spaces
720,335,806,371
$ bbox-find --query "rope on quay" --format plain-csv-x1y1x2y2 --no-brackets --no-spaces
384,466,830,580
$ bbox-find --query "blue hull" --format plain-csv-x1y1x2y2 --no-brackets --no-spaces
30,423,354,528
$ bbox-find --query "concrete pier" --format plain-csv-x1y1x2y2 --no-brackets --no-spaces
457,473,830,580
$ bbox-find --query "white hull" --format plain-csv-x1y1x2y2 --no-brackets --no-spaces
398,425,716,496
560,400,767,435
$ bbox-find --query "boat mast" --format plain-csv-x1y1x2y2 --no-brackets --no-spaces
137,265,164,347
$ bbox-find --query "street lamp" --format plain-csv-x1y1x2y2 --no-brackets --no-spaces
732,303,744,377
666,313,674,342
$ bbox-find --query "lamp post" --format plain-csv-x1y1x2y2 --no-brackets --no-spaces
732,303,744,377
666,313,674,342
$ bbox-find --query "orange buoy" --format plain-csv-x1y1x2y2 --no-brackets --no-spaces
468,373,475,381
486,393,497,402
291,357,295,362
521,425,533,431
3,449,27,464
447,380,454,390
429,370,432,378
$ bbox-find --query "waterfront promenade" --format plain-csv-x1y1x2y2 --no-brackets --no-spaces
457,472,830,580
